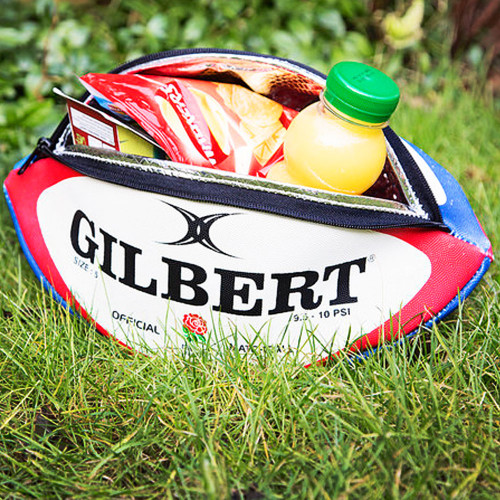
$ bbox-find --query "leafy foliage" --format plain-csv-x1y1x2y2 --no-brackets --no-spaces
0,0,455,102
0,0,460,163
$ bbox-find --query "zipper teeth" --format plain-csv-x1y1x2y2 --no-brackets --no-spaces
110,47,327,79
384,128,442,224
55,149,448,232
125,178,424,230
61,149,423,217
385,141,426,218
42,47,443,230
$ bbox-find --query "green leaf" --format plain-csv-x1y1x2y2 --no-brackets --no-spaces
0,25,35,48
146,14,168,39
183,14,208,43
331,32,373,63
318,10,346,38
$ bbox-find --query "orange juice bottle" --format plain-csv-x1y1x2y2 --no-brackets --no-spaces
267,61,400,195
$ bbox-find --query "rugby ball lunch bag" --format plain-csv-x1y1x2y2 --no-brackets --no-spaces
3,49,493,363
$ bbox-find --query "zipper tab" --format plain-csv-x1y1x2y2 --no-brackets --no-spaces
18,137,55,175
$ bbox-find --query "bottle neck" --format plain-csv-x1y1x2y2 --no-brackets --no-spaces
319,91,388,129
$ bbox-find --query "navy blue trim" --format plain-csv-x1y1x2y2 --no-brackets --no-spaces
57,151,447,231
110,47,327,79
384,127,442,224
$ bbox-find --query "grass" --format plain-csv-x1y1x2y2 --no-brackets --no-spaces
0,71,499,498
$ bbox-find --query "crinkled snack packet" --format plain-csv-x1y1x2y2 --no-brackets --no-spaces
80,73,298,175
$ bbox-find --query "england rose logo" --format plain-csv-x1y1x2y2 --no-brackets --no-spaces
182,313,207,342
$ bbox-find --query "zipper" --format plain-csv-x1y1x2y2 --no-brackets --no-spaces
109,47,327,79
17,48,445,230
383,128,443,224
49,146,448,232
17,137,58,175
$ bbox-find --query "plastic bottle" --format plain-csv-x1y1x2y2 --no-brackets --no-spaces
266,61,400,195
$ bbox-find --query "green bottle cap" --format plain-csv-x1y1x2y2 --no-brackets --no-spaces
323,61,400,124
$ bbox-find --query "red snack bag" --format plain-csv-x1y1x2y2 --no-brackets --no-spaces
80,73,298,175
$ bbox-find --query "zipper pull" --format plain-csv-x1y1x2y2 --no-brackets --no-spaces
17,137,55,175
